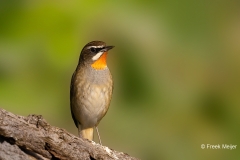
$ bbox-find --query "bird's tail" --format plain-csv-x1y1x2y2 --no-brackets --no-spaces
79,127,94,141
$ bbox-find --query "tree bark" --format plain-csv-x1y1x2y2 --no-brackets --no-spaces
0,108,139,160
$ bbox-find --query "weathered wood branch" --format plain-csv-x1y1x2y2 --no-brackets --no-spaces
0,108,138,160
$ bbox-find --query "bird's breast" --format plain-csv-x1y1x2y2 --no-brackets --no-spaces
72,66,113,127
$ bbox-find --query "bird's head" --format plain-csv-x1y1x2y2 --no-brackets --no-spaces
79,41,114,70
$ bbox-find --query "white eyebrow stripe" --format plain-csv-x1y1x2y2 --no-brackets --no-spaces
86,45,104,49
92,52,104,61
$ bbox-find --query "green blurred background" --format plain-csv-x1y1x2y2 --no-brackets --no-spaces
0,1,240,159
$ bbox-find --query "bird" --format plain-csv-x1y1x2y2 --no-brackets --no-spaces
70,41,114,145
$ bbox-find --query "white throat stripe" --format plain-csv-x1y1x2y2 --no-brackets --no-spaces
92,52,104,61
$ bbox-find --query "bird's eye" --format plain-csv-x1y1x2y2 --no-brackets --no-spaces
90,47,97,53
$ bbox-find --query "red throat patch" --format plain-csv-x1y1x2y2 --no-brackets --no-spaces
91,52,107,70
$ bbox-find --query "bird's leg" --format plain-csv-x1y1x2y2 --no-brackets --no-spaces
78,123,94,140
95,126,102,145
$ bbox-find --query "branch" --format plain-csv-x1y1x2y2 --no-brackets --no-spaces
0,108,139,160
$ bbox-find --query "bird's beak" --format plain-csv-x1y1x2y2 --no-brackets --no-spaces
101,46,115,52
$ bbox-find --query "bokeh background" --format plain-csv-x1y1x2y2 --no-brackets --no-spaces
0,1,240,159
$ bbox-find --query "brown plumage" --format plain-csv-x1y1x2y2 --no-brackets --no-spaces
70,41,114,144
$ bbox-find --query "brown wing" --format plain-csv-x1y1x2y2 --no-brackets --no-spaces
70,70,79,128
